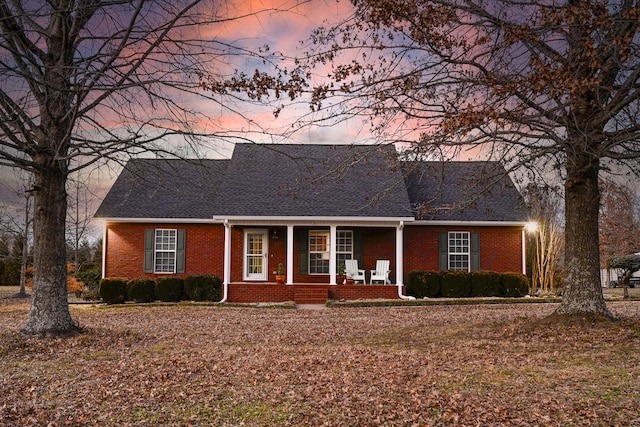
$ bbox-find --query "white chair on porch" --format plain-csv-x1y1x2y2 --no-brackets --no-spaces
345,259,366,283
370,260,391,284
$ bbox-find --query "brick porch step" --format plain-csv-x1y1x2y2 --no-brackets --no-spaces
293,285,329,304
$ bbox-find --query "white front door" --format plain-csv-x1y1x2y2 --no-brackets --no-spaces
244,229,268,280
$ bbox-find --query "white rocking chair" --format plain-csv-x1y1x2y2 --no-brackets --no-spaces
370,260,391,284
344,259,366,283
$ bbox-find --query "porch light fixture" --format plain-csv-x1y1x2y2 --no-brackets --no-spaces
525,221,538,233
272,228,279,240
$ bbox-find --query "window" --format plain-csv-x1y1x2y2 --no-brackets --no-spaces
308,230,354,274
448,231,470,271
336,230,353,270
144,228,185,274
155,229,177,273
309,231,329,274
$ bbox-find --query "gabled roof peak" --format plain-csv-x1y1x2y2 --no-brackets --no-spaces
95,143,526,222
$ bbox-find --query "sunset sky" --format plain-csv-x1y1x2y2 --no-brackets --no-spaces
0,0,367,229
202,0,366,145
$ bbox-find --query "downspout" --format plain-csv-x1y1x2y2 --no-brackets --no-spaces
396,221,415,300
220,220,231,302
101,223,107,279
521,228,526,275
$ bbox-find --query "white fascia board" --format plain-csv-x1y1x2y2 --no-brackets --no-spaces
214,216,415,226
408,220,527,227
99,217,224,224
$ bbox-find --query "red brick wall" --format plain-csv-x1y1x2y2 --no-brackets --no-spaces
104,222,225,279
329,284,399,300
403,225,523,274
361,228,396,281
105,223,523,284
227,283,295,303
229,226,288,282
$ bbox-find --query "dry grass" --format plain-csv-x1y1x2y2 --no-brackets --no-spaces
1,288,640,426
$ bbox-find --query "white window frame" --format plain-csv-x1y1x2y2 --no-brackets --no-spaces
308,230,353,274
309,230,330,274
336,230,353,270
448,231,470,272
243,229,268,281
154,228,177,274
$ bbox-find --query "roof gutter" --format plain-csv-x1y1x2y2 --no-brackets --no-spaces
213,215,415,223
96,217,225,224
408,220,527,227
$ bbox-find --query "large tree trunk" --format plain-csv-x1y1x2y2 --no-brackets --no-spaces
22,165,76,335
556,152,611,318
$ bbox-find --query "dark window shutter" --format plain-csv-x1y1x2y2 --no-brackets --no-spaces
471,232,480,271
144,229,154,273
353,230,363,264
176,229,186,273
298,229,308,274
439,232,448,271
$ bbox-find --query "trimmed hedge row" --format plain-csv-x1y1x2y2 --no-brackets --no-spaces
406,270,529,299
184,274,222,301
99,274,222,305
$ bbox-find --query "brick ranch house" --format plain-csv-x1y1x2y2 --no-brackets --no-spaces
94,143,529,303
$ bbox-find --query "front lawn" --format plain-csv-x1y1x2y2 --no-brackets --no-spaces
1,294,640,425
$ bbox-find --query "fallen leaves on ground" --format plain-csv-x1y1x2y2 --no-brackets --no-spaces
1,299,640,426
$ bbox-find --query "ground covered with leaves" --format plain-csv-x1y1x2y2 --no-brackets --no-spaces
1,295,640,426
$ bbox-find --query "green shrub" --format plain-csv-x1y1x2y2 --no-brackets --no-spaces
128,277,156,303
155,276,184,302
440,270,471,298
76,268,101,290
99,278,128,304
501,272,529,297
76,268,101,300
1,261,20,286
184,274,222,301
81,285,99,301
471,270,502,297
406,271,441,298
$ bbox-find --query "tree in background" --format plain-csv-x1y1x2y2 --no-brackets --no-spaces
66,173,98,275
523,184,564,296
0,172,33,296
599,180,640,264
607,254,640,298
0,0,302,335
227,0,640,318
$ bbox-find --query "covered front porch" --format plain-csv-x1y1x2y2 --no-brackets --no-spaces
226,282,403,304
216,217,415,303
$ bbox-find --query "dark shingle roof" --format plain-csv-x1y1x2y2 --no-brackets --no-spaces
94,145,527,223
214,144,411,217
402,161,527,221
94,159,229,219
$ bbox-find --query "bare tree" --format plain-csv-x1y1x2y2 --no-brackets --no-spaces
524,184,564,296
0,0,303,335
608,254,640,298
66,172,98,274
599,179,640,263
225,0,640,318
0,171,33,297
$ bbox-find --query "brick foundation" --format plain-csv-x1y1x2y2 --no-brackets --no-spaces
226,283,401,304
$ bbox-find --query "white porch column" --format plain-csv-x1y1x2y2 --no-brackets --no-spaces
395,221,404,286
287,224,294,285
329,225,337,285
